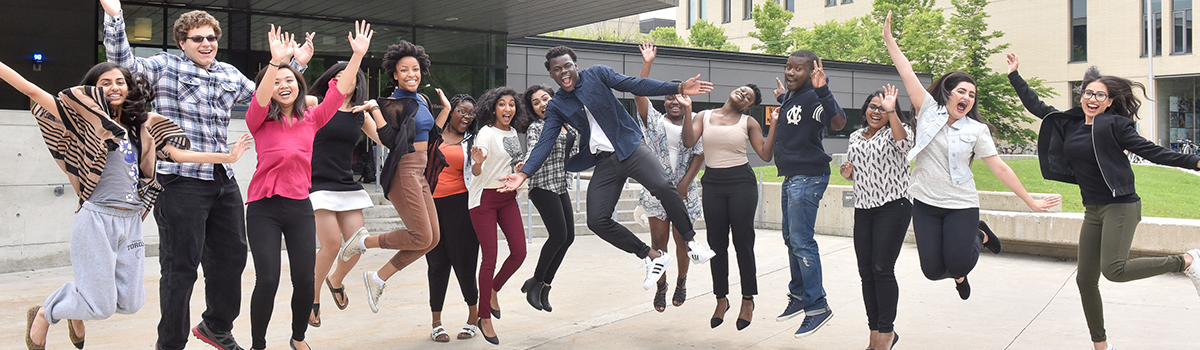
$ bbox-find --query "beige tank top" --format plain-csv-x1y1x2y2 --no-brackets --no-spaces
701,111,750,169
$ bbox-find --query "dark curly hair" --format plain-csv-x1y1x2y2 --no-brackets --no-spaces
446,93,476,130
310,61,368,107
1078,66,1147,119
80,62,151,127
521,84,555,121
544,46,578,70
474,86,530,133
742,83,762,113
381,40,431,82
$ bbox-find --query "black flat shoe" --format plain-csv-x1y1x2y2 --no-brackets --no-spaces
979,221,1002,254
521,278,543,311
956,276,971,300
710,298,730,328
540,284,553,312
490,307,501,319
476,318,499,345
736,296,754,331
289,339,311,350
892,332,899,348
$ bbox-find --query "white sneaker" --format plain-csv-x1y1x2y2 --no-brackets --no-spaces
340,227,370,262
364,270,386,313
1185,249,1200,297
687,240,716,264
642,250,672,290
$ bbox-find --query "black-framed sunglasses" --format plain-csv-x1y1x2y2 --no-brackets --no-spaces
185,35,219,43
1082,90,1109,102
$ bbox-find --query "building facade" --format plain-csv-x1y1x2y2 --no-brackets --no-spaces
679,0,1196,148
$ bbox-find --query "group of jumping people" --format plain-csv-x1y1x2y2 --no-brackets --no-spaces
5,2,1199,349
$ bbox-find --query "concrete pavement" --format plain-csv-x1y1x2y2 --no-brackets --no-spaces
2,230,1197,349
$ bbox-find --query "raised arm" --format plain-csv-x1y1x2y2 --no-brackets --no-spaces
101,0,167,80
337,21,371,96
883,11,927,112
678,95,702,148
1114,117,1200,169
165,133,254,164
0,60,55,116
634,40,657,126
247,25,296,132
753,108,781,162
810,58,847,131
880,84,908,141
1005,53,1059,118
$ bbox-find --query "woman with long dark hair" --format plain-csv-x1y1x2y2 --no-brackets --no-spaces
517,83,579,313
4,59,251,349
883,12,1058,301
305,61,379,327
1006,53,1200,350
244,22,370,350
838,85,912,350
338,39,452,319
423,93,483,342
680,83,777,331
468,86,530,345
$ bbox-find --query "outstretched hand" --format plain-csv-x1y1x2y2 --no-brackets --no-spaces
470,145,487,164
294,32,316,66
496,173,528,193
227,133,255,163
1027,195,1062,212
267,24,297,64
640,40,657,63
680,74,714,95
881,84,898,111
883,11,896,43
99,0,121,15
810,58,828,89
1006,53,1020,74
676,94,692,111
348,20,373,55
773,77,786,99
770,105,780,125
350,99,379,113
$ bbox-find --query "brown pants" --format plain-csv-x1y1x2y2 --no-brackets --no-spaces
379,151,440,270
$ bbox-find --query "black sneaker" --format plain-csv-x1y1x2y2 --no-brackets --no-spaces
979,221,1002,254
192,322,244,350
956,276,971,300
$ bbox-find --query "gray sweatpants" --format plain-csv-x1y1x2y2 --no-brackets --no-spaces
43,202,146,324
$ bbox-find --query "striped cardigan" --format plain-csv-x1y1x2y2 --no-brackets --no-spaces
32,86,190,217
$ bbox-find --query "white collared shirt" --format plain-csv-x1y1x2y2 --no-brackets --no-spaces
585,106,615,154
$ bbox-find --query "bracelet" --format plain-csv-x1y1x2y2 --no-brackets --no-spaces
268,61,287,68
883,109,896,113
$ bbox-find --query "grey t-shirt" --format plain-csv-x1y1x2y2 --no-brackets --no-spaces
908,94,998,209
88,140,142,210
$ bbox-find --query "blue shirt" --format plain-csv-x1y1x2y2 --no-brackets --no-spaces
522,64,679,175
772,83,845,177
391,89,435,142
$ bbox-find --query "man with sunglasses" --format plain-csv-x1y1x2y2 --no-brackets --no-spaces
99,1,313,349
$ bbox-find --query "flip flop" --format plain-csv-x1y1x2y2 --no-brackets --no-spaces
326,278,348,310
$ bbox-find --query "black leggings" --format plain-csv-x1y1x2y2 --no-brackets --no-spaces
426,192,480,312
854,198,911,333
530,187,575,284
911,199,981,281
702,164,758,299
246,196,315,349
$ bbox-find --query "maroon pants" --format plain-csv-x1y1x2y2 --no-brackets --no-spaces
470,189,527,319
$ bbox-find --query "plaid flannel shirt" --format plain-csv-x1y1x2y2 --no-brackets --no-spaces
104,11,304,180
525,120,578,194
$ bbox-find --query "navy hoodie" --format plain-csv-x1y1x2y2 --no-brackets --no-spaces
772,83,845,177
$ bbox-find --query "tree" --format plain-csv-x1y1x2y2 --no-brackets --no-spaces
790,18,873,64
748,1,794,55
647,26,687,47
689,19,739,51
946,0,1053,146
860,0,954,73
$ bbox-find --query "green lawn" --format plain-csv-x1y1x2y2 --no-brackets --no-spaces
748,159,1200,219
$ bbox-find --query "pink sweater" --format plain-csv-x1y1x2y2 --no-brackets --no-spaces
245,79,346,203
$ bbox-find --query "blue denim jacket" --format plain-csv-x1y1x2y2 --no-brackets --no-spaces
522,64,679,175
907,97,991,187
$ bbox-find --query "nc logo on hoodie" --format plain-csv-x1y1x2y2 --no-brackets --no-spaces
786,105,803,125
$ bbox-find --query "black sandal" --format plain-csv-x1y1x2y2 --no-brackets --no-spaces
672,277,687,307
326,277,348,310
308,303,321,327
653,280,668,313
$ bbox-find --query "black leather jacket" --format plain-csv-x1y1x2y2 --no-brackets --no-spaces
1009,71,1200,197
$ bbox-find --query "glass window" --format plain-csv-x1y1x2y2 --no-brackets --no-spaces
745,0,754,20
1071,0,1087,62
688,0,695,28
699,0,707,20
843,0,853,3
786,0,794,11
1070,81,1083,108
826,0,836,6
1145,0,1164,56
724,0,732,23
1174,0,1192,53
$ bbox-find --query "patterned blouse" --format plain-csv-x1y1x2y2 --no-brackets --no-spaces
638,107,703,221
847,124,914,209
526,119,579,194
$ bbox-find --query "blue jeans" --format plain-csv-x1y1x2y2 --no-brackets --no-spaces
781,174,829,313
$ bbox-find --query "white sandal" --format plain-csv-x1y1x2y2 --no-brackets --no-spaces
457,323,478,339
430,325,450,343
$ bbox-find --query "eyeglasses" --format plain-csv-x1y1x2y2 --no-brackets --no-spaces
1082,90,1109,102
185,35,219,43
454,108,475,117
866,104,885,112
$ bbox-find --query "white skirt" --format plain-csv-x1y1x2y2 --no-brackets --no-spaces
309,190,373,212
